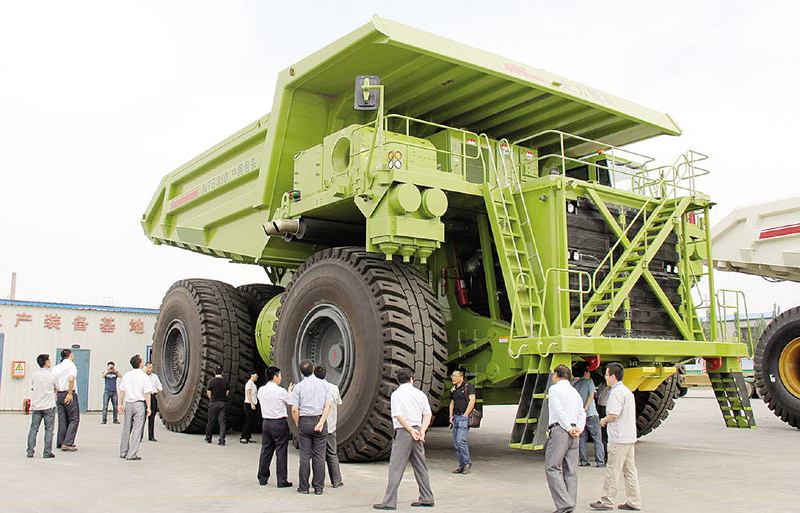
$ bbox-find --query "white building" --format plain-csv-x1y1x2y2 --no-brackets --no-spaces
0,299,158,411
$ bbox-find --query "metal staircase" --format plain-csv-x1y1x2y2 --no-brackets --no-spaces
509,355,552,450
572,196,691,336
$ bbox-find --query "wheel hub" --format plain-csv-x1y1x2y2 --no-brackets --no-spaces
294,303,355,395
778,337,800,399
162,319,189,394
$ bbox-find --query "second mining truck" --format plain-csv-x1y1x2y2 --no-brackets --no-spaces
142,16,755,461
711,195,800,430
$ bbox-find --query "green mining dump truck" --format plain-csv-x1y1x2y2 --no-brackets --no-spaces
142,16,755,461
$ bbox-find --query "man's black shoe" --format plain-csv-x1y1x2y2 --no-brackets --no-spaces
297,489,309,494
43,453,56,459
331,482,344,488
259,480,267,486
218,440,226,446
149,438,158,442
410,502,435,507
26,453,33,458
372,505,396,511
277,482,293,488
314,490,323,495
205,438,212,443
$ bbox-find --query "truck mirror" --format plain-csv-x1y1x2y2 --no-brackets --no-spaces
354,75,380,110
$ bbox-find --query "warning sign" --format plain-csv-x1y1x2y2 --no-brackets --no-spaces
11,361,26,378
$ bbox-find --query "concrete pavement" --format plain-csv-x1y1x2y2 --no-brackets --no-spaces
2,389,799,513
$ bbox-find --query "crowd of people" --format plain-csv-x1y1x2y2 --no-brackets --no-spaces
26,349,164,460
25,350,642,511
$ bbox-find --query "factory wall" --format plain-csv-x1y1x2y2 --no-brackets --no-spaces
0,300,157,411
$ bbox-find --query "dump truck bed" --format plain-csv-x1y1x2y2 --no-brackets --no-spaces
711,195,800,282
142,15,681,266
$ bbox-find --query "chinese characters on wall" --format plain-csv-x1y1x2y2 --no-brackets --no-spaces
2,311,147,334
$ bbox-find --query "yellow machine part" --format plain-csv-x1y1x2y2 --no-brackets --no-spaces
623,366,676,392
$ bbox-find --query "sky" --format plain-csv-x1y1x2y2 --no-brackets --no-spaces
2,1,799,315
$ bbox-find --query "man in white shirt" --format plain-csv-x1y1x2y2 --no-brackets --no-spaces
240,370,259,444
314,364,344,488
145,363,163,442
257,366,295,488
590,363,641,511
545,364,587,513
52,348,80,451
287,360,333,495
27,353,58,458
373,368,435,510
118,354,153,460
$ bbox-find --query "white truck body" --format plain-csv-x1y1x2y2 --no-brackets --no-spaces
711,195,800,283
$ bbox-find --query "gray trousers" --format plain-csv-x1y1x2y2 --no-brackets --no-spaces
326,430,343,486
120,401,146,459
379,429,434,508
298,415,327,492
27,407,55,456
545,425,579,513
56,391,80,448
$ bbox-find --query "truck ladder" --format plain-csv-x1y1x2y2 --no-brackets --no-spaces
572,196,692,336
509,355,552,450
708,369,757,429
481,136,546,339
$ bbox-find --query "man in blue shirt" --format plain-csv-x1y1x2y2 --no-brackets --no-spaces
287,360,332,495
573,362,605,467
101,362,122,424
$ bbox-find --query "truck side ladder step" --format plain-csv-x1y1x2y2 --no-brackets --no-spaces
509,356,552,450
708,371,757,429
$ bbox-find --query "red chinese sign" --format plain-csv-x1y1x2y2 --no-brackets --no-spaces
100,317,115,333
15,313,32,327
44,314,61,330
73,316,89,331
129,318,145,334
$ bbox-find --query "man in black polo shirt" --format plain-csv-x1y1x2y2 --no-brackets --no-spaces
205,366,229,446
449,369,476,474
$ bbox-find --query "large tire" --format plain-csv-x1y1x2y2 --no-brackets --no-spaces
272,247,447,462
754,306,800,429
634,373,680,437
236,283,285,374
152,279,253,433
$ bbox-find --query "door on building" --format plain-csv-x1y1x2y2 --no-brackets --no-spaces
146,344,153,363
56,348,90,413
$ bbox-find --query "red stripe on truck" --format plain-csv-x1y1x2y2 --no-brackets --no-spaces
759,222,800,239
169,187,199,211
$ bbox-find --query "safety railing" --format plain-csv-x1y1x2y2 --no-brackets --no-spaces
631,150,710,200
716,289,755,357
508,268,592,358
351,113,485,182
513,130,708,199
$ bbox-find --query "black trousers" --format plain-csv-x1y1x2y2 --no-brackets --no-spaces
597,405,609,454
241,403,257,440
147,395,159,440
298,415,327,492
206,400,227,441
56,391,80,448
257,418,290,485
